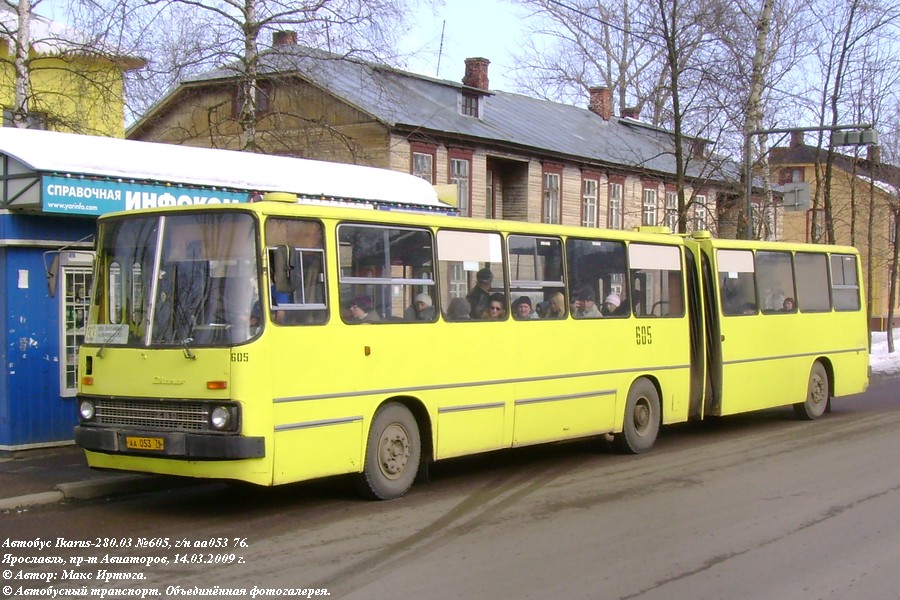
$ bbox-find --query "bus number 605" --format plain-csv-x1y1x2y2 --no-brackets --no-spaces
635,326,652,345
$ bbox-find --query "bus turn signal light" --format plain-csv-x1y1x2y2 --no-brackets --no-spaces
207,380,228,390
81,376,94,386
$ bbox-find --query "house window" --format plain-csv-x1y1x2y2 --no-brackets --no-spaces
461,92,479,117
694,198,707,231
543,169,561,224
779,167,805,184
642,188,658,226
665,191,678,230
231,81,273,120
608,182,623,229
582,177,598,227
3,108,46,129
411,146,436,183
450,156,471,215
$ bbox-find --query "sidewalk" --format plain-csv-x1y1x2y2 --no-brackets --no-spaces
0,445,177,511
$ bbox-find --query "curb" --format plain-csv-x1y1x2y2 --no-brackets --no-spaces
0,491,64,511
0,475,179,511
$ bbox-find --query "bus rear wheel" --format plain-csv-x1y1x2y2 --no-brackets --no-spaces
613,378,660,454
794,362,829,420
359,402,421,500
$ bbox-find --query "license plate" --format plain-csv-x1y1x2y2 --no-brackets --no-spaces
125,436,165,451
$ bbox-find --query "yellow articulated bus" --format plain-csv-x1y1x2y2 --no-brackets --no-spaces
75,180,869,500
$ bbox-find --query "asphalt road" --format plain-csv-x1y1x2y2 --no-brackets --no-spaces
3,378,898,600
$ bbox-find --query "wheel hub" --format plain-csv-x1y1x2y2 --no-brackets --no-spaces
378,424,410,480
633,399,650,434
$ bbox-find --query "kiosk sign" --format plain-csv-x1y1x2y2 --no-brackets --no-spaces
42,176,247,216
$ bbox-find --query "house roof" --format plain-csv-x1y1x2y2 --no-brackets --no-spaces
771,145,900,192
136,45,735,182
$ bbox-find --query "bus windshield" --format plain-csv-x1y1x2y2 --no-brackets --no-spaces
86,212,260,348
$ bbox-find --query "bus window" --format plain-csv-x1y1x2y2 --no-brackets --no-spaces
630,243,683,317
265,218,327,325
436,229,505,320
831,254,861,311
508,235,564,319
717,249,756,316
757,251,796,313
338,224,436,323
565,238,628,318
91,217,158,344
796,253,831,312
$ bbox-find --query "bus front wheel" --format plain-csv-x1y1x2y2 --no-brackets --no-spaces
613,379,660,454
794,362,829,420
359,402,421,500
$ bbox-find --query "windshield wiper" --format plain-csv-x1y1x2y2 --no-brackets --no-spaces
181,336,196,360
95,323,128,358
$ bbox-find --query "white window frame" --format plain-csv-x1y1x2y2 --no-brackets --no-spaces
665,191,678,230
412,151,434,183
642,188,658,226
582,178,598,228
694,196,707,231
451,157,470,215
543,172,561,224
609,183,623,229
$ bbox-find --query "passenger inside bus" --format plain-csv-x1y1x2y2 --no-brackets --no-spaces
513,296,538,319
572,288,602,318
782,297,796,312
249,301,261,335
467,268,494,318
602,293,621,316
349,295,381,323
543,292,567,319
446,297,471,321
404,293,437,321
481,293,507,319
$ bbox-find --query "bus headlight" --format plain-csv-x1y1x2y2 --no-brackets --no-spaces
79,399,96,421
209,406,233,430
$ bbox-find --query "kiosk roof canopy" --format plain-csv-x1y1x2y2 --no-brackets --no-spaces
0,128,444,208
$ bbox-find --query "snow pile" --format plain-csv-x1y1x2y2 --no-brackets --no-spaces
869,330,900,376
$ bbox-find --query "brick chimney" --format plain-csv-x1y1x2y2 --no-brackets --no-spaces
790,130,804,147
273,31,297,47
621,107,640,120
690,138,707,157
588,86,612,121
462,58,490,90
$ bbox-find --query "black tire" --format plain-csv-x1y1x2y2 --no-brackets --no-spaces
794,362,829,420
613,378,661,454
358,402,421,500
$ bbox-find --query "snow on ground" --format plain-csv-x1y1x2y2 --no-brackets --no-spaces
869,330,900,377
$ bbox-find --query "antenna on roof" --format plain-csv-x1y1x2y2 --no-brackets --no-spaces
436,19,445,77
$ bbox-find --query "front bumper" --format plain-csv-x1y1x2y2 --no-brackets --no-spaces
75,426,265,460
